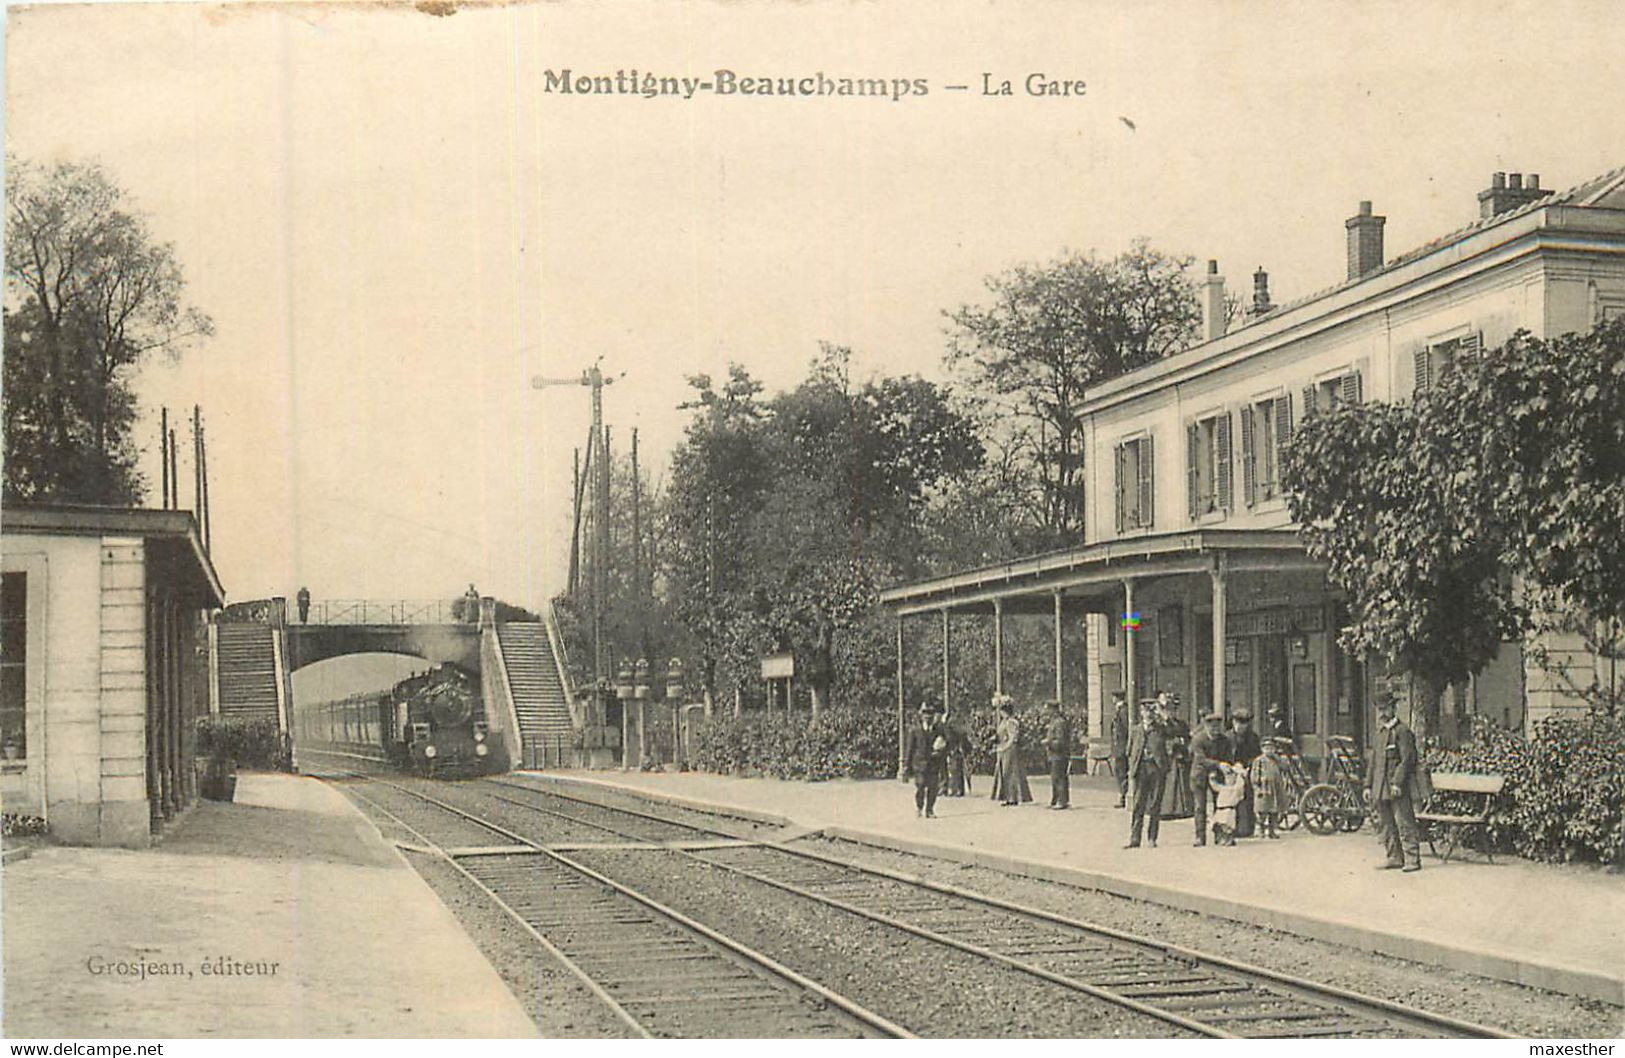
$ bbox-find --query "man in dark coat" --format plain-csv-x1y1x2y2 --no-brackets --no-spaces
1123,705,1169,848
1109,693,1131,808
1188,711,1230,846
1370,695,1423,872
903,702,948,818
1042,700,1072,809
1228,708,1261,838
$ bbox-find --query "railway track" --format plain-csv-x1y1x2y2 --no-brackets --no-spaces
467,777,1518,1040
335,776,909,1039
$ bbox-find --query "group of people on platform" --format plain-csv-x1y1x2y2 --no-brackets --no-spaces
903,682,1429,875
1116,690,1291,849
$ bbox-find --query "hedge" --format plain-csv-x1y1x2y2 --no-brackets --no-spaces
690,707,898,781
1425,710,1624,865
688,703,1087,782
196,716,291,772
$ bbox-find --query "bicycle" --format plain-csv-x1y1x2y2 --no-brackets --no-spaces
1298,735,1374,835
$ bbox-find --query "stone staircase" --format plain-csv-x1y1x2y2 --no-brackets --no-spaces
496,623,573,766
216,624,280,723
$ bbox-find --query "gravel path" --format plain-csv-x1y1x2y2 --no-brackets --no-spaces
804,835,1622,1038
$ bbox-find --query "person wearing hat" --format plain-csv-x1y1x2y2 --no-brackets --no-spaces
1370,693,1423,872
1188,709,1231,846
1109,692,1131,808
1123,702,1168,848
989,695,1033,806
1042,699,1072,809
903,699,949,818
1228,707,1261,838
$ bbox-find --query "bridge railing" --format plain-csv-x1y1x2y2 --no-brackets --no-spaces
299,599,468,625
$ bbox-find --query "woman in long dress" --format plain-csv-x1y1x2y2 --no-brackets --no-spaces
990,698,1033,805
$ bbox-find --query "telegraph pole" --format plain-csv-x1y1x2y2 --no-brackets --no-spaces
533,363,618,690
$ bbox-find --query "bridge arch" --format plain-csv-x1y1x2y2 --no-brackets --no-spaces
285,623,483,675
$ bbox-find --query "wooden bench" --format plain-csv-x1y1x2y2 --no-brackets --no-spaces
1416,772,1505,863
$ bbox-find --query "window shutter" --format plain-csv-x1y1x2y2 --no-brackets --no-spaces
1139,434,1154,529
1341,370,1362,405
1241,405,1257,507
1216,413,1233,511
1413,347,1432,394
1186,423,1199,521
1301,384,1317,418
1275,392,1292,458
1459,331,1482,359
1114,442,1125,534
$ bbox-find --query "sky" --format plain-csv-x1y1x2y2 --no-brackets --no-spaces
5,0,1624,612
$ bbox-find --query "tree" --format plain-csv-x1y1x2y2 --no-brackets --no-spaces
4,158,212,504
1282,321,1625,729
945,240,1201,542
1283,396,1521,734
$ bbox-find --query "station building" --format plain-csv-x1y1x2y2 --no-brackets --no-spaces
882,166,1625,761
1,504,224,846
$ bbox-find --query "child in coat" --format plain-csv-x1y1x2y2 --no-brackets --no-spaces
1250,739,1290,839
1209,763,1247,846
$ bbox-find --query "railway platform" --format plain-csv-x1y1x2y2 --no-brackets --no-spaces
1,772,537,1038
524,768,1625,1009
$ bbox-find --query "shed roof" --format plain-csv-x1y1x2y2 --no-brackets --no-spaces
3,502,225,607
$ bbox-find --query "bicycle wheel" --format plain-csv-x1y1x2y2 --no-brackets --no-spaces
1279,800,1303,831
1298,783,1346,835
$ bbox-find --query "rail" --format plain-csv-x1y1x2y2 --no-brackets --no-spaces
298,599,469,625
480,777,1516,1040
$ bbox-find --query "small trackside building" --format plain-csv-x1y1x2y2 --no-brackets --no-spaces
881,166,1625,765
1,503,225,847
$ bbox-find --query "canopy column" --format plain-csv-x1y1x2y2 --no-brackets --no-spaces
992,598,1005,696
896,613,906,779
1211,556,1228,717
1053,590,1065,704
941,607,952,712
1124,576,1138,723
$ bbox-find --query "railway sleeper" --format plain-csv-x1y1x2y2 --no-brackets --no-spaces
1113,980,1251,998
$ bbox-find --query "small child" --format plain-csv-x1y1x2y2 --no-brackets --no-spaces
1209,762,1246,846
1251,739,1289,839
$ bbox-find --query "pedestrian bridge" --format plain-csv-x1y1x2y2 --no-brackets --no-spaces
212,596,580,771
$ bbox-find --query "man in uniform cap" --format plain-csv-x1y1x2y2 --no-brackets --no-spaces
1109,692,1131,808
903,700,948,818
1370,693,1424,871
1188,710,1230,846
1228,707,1261,837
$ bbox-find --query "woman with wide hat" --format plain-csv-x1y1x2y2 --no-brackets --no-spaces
989,695,1033,806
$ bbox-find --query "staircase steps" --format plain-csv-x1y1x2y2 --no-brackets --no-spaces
216,624,280,723
496,623,573,761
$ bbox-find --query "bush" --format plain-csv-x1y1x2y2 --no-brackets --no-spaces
2,813,48,838
196,716,291,772
690,706,898,781
1425,710,1624,865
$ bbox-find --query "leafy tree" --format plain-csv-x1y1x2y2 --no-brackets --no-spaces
1283,321,1625,729
4,158,212,504
945,240,1201,542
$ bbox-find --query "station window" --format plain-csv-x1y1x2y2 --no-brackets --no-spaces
1242,395,1291,505
1413,332,1481,395
1,573,27,760
1185,412,1232,519
1114,434,1155,532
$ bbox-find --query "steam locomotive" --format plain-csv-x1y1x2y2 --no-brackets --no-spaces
296,664,504,777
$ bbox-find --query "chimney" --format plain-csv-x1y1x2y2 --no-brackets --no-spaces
1345,200,1386,280
1478,170,1553,219
1202,259,1227,341
1249,267,1274,319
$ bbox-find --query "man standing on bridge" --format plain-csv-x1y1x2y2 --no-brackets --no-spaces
296,586,311,624
463,584,480,625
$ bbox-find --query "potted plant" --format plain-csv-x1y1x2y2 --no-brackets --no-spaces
199,728,237,803
2,735,21,762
